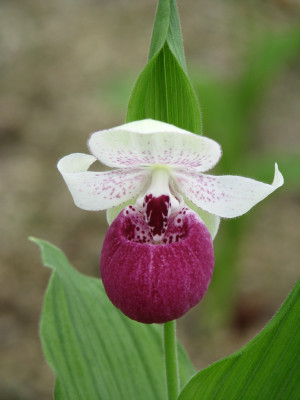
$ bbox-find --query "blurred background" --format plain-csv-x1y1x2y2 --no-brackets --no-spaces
1,0,300,398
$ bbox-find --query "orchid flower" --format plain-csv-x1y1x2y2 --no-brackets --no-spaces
57,119,283,324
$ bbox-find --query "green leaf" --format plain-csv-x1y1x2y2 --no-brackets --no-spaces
149,0,186,70
31,238,194,400
166,0,186,71
127,0,201,134
127,43,201,133
178,277,300,400
148,0,171,60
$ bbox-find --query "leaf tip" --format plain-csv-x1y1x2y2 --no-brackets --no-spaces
29,236,39,245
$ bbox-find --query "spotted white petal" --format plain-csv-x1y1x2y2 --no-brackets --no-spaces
57,153,150,210
172,163,284,218
88,119,221,172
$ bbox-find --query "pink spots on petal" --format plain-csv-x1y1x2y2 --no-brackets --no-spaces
90,131,220,171
120,206,152,244
81,168,150,207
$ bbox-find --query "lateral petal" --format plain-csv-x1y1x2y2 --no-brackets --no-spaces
57,153,150,210
173,163,284,218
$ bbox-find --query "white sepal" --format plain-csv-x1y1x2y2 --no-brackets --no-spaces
88,119,221,172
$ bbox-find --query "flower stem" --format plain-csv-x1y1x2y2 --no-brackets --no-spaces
163,320,180,400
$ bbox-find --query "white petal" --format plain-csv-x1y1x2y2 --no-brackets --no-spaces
88,119,221,172
172,163,284,218
57,153,150,210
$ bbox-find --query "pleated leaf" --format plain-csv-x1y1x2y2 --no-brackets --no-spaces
127,0,202,134
178,277,300,400
32,238,195,400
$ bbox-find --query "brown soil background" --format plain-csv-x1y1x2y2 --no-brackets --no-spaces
0,0,299,399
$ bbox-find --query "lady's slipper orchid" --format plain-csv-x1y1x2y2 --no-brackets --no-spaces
58,119,283,324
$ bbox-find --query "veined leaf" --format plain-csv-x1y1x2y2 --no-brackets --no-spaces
148,0,186,70
127,0,201,133
178,277,300,400
127,43,201,133
166,0,186,71
32,238,194,400
148,0,171,60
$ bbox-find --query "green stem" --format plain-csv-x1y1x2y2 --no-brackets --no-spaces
163,320,179,400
